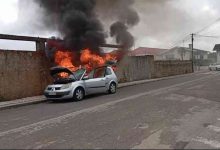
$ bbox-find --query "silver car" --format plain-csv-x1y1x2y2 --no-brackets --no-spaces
209,63,220,71
44,66,118,101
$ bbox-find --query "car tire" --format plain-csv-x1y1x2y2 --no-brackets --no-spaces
73,87,84,101
108,82,117,94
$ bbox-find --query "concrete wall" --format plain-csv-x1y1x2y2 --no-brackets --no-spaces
116,56,192,82
115,55,154,82
0,50,192,101
152,60,192,78
116,55,154,83
0,50,52,101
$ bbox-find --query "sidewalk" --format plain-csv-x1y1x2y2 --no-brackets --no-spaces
0,96,47,110
0,70,207,110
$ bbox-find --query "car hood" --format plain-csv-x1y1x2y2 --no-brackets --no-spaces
50,66,74,76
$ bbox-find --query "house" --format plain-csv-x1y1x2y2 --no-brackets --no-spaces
156,47,210,61
208,52,217,64
129,46,210,65
213,44,220,63
128,47,167,57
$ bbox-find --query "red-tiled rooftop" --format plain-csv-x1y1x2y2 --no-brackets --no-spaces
129,47,167,56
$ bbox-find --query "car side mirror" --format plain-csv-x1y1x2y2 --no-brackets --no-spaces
83,76,89,80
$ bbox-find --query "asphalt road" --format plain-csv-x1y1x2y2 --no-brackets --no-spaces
0,71,220,149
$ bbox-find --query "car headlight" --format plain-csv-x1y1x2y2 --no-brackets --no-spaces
61,84,71,90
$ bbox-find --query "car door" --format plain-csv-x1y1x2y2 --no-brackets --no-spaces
104,67,113,88
84,67,107,94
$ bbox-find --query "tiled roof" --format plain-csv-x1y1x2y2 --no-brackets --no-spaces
213,44,220,51
159,47,210,54
128,47,167,56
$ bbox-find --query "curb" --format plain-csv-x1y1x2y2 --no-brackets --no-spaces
0,70,207,110
118,70,206,88
0,96,47,110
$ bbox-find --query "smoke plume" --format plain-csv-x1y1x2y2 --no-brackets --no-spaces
12,0,220,52
35,0,139,52
110,21,134,49
96,0,139,49
36,0,106,53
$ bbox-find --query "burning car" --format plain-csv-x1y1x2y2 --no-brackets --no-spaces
44,66,118,101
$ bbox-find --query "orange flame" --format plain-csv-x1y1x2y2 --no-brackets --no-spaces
54,50,78,70
80,49,116,69
54,48,117,77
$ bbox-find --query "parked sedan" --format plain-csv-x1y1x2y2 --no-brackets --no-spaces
209,63,220,71
44,66,118,101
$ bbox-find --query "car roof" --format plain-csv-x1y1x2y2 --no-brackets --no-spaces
93,66,112,70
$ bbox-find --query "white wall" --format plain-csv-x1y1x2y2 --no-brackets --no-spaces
217,51,220,63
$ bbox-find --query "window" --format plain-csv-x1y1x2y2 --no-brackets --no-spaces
105,68,112,75
93,67,105,78
88,70,94,79
74,69,86,80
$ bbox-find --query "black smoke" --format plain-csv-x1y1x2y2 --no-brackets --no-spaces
36,0,106,53
110,22,134,49
36,0,139,52
110,0,139,49
96,0,139,49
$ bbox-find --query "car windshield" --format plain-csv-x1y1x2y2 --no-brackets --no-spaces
73,68,86,80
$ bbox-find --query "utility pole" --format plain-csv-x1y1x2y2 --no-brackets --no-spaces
191,33,194,72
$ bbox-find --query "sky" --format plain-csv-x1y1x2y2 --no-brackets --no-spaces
0,0,220,51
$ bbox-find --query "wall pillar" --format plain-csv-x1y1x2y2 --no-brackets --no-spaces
146,55,154,79
36,41,45,51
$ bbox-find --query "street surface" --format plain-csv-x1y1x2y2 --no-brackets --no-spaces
0,71,220,149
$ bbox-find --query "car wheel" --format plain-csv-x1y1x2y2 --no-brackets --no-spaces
73,87,84,101
108,82,117,94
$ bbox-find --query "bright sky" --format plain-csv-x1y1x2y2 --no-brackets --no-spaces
1,0,220,51
0,0,18,24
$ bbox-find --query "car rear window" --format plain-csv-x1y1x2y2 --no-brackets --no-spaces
94,68,105,78
106,68,112,75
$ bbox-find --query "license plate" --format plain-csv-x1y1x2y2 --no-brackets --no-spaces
49,92,56,96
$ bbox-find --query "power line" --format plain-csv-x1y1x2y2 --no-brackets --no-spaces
195,18,220,34
168,17,220,49
169,33,220,49
169,34,191,49
168,33,220,50
194,34,220,39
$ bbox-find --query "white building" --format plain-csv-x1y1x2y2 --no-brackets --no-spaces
156,47,209,61
213,44,220,64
